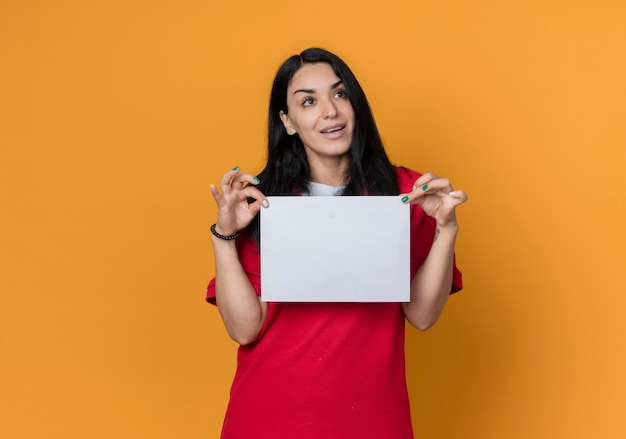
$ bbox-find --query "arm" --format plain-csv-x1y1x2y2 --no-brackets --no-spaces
402,223,457,330
400,173,468,331
209,168,269,345
212,235,268,345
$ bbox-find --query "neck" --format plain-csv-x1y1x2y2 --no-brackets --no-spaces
307,155,351,186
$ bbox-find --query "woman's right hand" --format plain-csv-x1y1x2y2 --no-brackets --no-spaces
209,167,268,236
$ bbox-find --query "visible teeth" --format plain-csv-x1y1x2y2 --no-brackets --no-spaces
325,126,342,133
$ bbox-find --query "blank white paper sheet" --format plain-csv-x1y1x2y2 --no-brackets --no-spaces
260,196,410,302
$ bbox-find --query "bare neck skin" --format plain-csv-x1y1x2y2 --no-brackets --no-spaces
307,154,351,186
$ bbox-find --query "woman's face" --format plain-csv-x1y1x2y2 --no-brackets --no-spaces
280,63,355,169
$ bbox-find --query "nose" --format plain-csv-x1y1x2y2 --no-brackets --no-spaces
322,99,337,119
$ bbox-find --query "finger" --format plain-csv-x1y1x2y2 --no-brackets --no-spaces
224,170,262,192
401,179,460,205
220,167,241,193
400,189,426,205
412,173,439,190
234,172,262,189
242,186,269,208
403,180,452,206
210,184,223,204
413,177,452,194
448,189,468,204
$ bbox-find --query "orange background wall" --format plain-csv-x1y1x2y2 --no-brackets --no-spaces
1,1,625,437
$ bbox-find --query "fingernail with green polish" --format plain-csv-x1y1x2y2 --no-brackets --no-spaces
253,177,260,184
401,195,409,203
232,166,239,171
422,184,428,191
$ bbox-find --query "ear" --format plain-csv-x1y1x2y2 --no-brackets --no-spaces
279,110,296,135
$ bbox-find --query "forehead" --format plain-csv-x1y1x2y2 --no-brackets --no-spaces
288,63,341,92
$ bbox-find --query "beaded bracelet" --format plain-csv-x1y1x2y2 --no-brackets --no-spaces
210,224,239,241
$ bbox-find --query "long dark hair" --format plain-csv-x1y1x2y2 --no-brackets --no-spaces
249,48,399,240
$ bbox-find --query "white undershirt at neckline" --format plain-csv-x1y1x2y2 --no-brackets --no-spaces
306,181,346,197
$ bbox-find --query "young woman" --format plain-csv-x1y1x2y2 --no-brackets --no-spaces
207,48,468,439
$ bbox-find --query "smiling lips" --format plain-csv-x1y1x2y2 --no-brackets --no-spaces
320,124,346,139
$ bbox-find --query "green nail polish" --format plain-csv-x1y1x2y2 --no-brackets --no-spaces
253,177,260,184
232,166,239,171
422,184,428,191
401,195,409,203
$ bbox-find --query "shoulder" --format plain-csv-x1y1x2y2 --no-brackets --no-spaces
394,166,422,192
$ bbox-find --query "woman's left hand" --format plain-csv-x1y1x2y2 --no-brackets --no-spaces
401,173,468,228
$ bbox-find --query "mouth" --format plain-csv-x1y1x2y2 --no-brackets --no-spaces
320,124,345,134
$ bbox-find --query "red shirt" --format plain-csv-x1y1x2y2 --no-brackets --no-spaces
207,167,462,439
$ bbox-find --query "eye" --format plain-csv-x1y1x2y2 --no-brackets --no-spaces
302,97,315,107
333,89,348,99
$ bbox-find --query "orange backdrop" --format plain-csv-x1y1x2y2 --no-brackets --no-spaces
1,1,625,437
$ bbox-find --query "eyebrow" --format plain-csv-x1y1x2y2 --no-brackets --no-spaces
293,80,344,95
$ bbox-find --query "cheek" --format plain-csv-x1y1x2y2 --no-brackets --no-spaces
294,112,319,132
341,102,355,122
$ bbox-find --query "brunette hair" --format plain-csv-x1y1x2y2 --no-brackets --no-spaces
249,48,399,239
